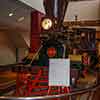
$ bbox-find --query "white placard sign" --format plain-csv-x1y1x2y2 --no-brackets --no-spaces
49,59,70,86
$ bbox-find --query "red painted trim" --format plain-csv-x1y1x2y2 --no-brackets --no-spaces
30,11,44,53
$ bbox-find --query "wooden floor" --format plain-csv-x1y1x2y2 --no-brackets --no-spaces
0,71,16,84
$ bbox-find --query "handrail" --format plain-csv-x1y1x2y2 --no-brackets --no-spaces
0,83,100,100
0,80,16,89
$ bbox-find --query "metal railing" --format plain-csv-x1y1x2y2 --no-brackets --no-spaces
1,64,100,100
0,82,100,100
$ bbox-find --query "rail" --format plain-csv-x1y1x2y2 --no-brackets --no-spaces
0,82,100,100
0,65,100,100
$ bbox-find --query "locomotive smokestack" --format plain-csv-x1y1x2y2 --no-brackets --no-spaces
43,0,68,31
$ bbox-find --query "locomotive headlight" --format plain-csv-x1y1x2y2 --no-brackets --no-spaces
41,18,53,30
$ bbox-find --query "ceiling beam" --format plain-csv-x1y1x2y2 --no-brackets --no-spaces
63,20,100,27
70,0,94,1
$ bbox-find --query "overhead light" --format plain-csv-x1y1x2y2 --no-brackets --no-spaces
9,13,14,17
81,33,85,37
18,16,25,22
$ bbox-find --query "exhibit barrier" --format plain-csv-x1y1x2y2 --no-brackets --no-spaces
0,65,100,100
0,83,100,100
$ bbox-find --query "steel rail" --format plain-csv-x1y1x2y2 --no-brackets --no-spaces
0,83,100,100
